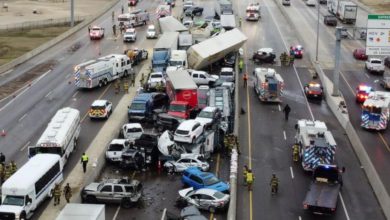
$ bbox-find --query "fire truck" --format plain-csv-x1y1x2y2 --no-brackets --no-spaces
295,119,337,172
118,9,150,29
361,91,390,130
356,84,373,103
246,3,260,21
253,68,284,102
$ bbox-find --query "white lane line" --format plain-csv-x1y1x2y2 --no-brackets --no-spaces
20,141,31,152
58,57,65,61
298,216,302,220
290,166,294,179
339,193,351,220
278,104,281,111
2,69,13,75
112,206,121,220
263,0,315,121
365,73,370,79
72,91,79,98
18,113,27,122
283,130,286,140
45,91,52,98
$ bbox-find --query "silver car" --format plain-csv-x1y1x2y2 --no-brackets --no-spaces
164,157,209,172
178,187,230,213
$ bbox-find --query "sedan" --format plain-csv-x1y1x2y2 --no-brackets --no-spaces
178,188,230,213
174,120,204,144
185,6,204,16
353,48,368,60
164,157,210,172
252,48,276,64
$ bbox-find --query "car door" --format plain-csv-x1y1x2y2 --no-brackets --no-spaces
177,158,190,171
192,73,199,84
98,184,113,202
189,159,199,168
189,175,204,189
199,74,207,85
113,185,125,203
198,194,214,210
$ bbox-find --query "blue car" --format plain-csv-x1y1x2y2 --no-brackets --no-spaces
182,167,230,193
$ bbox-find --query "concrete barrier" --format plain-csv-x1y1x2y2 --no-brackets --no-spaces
0,0,120,75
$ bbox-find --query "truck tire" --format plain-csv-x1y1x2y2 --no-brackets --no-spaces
98,80,103,88
121,198,133,209
103,79,108,86
20,212,27,220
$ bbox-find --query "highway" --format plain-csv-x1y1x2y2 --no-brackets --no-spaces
0,0,387,219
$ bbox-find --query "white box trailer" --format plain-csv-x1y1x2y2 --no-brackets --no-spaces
220,14,236,30
337,1,357,24
56,204,105,220
187,28,247,70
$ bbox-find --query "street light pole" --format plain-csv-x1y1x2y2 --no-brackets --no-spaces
315,0,320,62
70,0,74,27
332,27,342,96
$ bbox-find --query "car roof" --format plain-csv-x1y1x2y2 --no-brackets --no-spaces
178,120,201,130
150,72,163,76
194,188,220,195
201,106,218,112
258,48,274,53
221,67,233,71
126,28,136,32
92,99,108,106
110,139,128,145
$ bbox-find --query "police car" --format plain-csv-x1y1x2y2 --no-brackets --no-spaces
304,82,323,99
356,84,373,103
291,45,304,58
89,100,113,119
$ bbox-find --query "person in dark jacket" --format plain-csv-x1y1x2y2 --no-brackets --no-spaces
283,104,291,120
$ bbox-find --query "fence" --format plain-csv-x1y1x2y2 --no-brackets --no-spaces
0,16,91,32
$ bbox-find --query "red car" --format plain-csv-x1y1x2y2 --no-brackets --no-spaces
128,0,137,6
304,82,323,99
353,48,368,60
356,84,372,103
290,45,303,58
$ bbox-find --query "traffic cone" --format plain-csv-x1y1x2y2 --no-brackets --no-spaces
1,129,6,137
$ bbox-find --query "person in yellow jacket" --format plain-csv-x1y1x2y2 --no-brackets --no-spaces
246,169,254,191
10,160,17,175
52,184,61,206
4,165,11,181
243,165,248,185
292,144,299,162
270,174,279,195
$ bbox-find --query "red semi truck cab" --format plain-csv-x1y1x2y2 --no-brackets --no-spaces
166,70,199,119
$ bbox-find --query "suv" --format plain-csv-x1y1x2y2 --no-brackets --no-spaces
123,28,137,42
324,15,337,26
188,70,218,85
182,167,229,193
105,139,131,163
89,26,104,40
89,100,112,119
365,58,385,74
174,120,204,144
81,178,143,208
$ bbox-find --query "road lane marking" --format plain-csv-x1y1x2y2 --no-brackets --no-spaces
299,216,302,220
81,84,112,122
72,91,79,98
45,90,52,98
278,104,281,111
18,113,27,122
209,153,221,220
112,206,121,220
364,73,370,79
2,69,13,75
20,141,31,152
246,74,253,220
339,193,351,220
283,131,286,140
290,166,294,179
378,134,390,152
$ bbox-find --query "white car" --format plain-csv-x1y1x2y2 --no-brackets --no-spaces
147,72,165,88
183,19,194,28
183,0,194,11
178,188,230,213
219,67,235,82
121,123,144,141
123,28,137,42
195,106,221,127
174,120,204,144
164,157,209,172
89,99,112,119
306,0,316,6
365,58,385,74
188,70,219,85
105,139,130,162
146,25,157,39
89,25,104,40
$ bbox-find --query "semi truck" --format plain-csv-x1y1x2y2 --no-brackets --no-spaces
74,54,133,89
167,50,188,72
187,28,247,70
295,119,337,171
220,14,236,30
118,9,150,28
361,91,390,130
152,32,179,72
215,0,233,17
303,164,343,215
253,68,284,102
327,0,357,24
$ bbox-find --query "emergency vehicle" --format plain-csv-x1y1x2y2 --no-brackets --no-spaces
295,119,337,171
246,3,260,21
356,84,373,103
361,91,390,130
89,26,104,40
156,4,171,18
253,68,284,102
118,9,150,28
74,54,133,89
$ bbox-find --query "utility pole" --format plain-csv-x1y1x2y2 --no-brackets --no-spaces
315,0,320,61
70,0,74,27
332,27,342,97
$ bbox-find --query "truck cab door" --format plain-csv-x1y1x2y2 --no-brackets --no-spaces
28,146,37,159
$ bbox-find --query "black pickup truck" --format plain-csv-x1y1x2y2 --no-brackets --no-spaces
303,164,343,215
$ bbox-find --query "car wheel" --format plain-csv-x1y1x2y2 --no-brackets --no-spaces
103,79,108,86
20,212,26,220
98,80,103,87
121,198,133,209
85,195,97,203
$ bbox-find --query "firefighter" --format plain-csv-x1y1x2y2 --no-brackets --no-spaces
280,52,288,66
270,174,279,195
4,165,11,181
123,80,129,93
127,49,136,61
63,183,72,203
140,73,145,87
239,17,242,27
53,183,61,206
234,135,241,155
112,24,117,36
239,59,244,73
289,54,295,65
10,160,17,175
293,144,299,162
243,165,249,185
0,152,5,165
283,104,291,121
246,169,254,191
114,79,120,94
243,73,248,88
121,5,124,14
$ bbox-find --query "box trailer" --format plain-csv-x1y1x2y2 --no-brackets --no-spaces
56,204,105,220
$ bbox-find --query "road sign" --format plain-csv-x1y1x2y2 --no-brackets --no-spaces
366,15,390,56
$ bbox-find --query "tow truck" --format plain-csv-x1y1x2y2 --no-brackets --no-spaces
356,84,373,103
361,91,390,130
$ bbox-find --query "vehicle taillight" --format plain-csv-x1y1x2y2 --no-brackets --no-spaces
303,203,308,209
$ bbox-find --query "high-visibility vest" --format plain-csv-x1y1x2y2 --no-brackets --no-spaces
246,172,254,183
81,155,89,162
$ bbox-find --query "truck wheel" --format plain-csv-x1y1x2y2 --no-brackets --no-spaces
98,81,103,87
103,79,108,86
20,212,26,220
124,70,128,77
121,198,133,209
85,195,97,203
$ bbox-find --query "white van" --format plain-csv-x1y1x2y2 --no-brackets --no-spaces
0,154,63,220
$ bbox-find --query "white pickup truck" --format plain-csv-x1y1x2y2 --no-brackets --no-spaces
365,58,385,74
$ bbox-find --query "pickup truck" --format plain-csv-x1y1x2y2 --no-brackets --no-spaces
303,164,343,215
365,58,385,74
188,70,219,86
81,178,143,208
